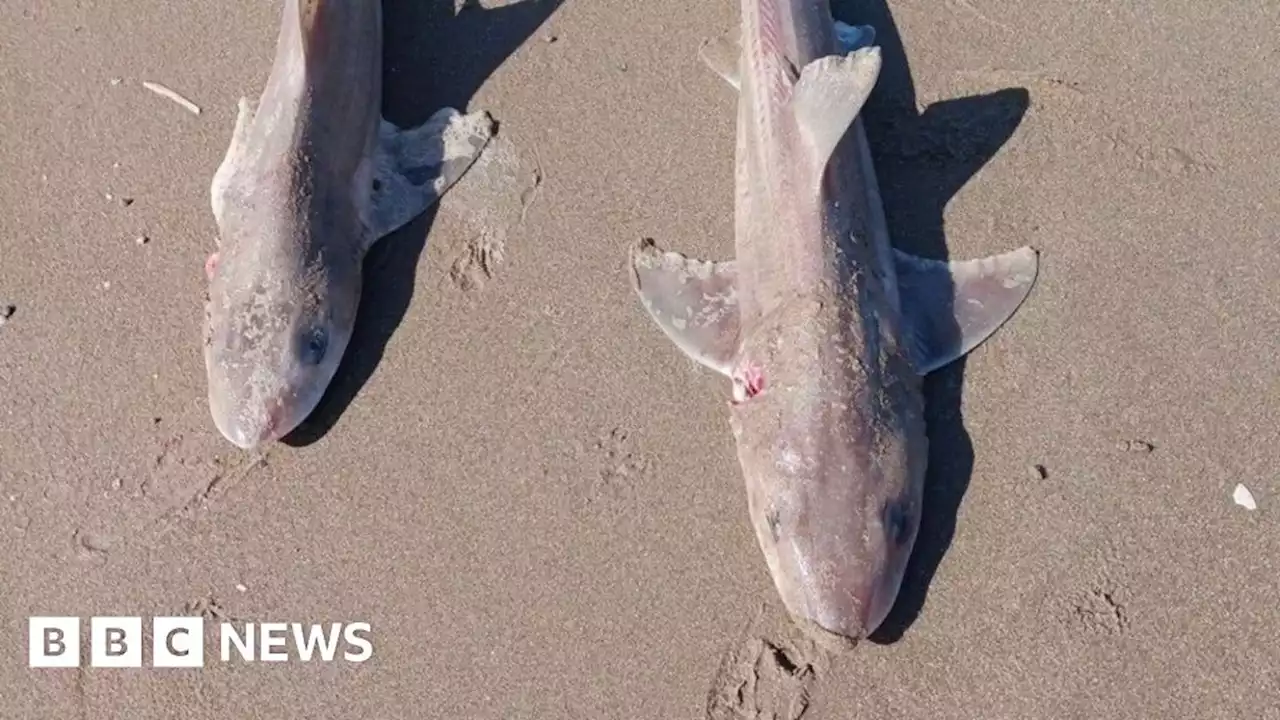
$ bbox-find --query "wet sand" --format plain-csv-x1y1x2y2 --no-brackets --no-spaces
1,0,1277,717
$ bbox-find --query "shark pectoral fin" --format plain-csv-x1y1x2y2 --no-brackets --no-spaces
894,247,1040,374
366,108,495,242
699,30,742,90
210,96,256,229
629,238,740,376
832,21,877,53
227,96,255,155
791,46,882,166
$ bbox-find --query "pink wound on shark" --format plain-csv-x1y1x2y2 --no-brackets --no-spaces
732,363,767,404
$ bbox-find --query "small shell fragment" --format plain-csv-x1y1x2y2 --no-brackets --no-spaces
141,81,201,115
1232,483,1257,511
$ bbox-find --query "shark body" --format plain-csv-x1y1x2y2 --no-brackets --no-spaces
205,0,492,449
630,1,1038,647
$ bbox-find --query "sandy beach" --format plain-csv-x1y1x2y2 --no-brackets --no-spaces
1,0,1277,717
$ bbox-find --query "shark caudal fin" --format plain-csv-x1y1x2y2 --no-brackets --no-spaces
628,238,741,376
791,46,882,167
365,108,494,246
698,22,878,91
894,247,1040,374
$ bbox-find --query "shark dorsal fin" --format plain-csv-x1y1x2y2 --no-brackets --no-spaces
790,46,882,168
699,21,879,93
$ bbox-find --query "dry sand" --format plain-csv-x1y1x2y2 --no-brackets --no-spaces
1,0,1278,717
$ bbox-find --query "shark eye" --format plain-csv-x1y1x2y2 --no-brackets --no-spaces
300,326,329,365
881,499,916,547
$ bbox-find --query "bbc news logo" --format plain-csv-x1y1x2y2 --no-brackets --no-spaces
28,617,373,668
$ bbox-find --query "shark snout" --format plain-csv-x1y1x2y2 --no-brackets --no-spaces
217,414,273,451
211,397,289,450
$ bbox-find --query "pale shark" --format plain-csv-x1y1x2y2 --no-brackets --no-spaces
628,1,1038,649
205,0,493,449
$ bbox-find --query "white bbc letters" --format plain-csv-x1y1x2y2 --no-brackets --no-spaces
152,617,205,668
28,617,80,668
90,617,143,668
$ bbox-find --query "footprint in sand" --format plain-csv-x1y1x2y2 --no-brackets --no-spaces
439,132,542,292
707,628,818,720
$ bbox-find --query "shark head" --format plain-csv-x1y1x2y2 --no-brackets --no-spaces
727,298,927,645
202,242,361,450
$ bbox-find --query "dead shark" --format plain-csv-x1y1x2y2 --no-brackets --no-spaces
205,0,493,449
628,1,1038,649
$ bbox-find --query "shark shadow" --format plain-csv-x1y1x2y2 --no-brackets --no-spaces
285,0,564,447
831,0,1031,643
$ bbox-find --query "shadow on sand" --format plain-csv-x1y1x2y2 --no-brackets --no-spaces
284,0,563,447
830,0,1031,643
